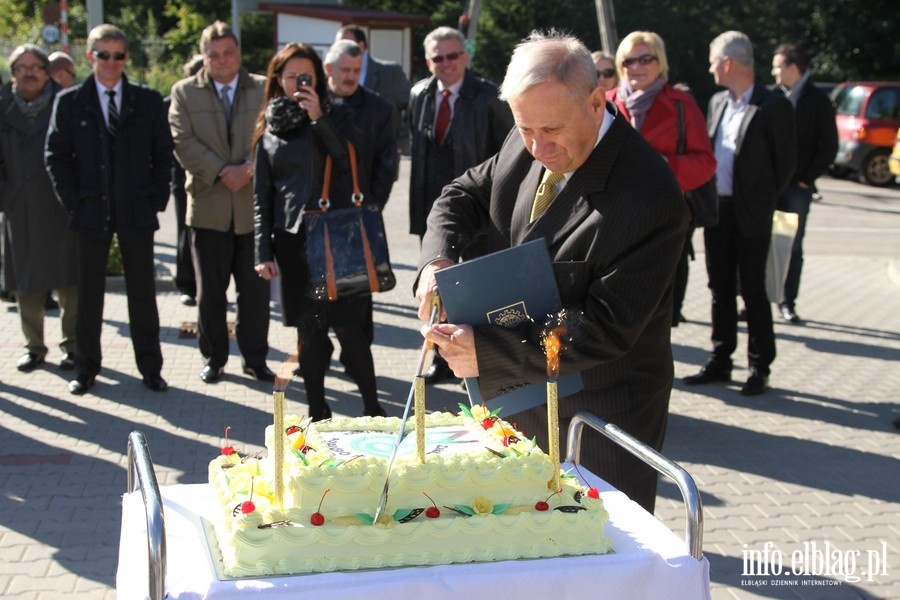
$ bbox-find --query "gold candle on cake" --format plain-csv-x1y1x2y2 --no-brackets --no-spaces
543,326,566,492
414,376,426,462
272,360,296,512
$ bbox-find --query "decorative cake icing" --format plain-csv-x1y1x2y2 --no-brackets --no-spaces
207,405,611,577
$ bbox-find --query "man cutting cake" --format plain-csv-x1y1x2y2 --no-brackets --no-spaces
415,31,687,513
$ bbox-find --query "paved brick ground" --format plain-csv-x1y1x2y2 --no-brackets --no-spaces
0,159,897,599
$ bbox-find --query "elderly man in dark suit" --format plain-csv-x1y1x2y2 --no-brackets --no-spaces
683,31,796,396
771,42,838,324
46,24,172,395
415,31,687,513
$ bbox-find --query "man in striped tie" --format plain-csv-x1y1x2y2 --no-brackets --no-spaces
46,23,172,396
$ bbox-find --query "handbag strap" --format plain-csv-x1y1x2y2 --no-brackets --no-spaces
674,99,686,156
318,142,363,210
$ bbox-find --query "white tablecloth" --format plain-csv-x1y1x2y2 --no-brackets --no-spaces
117,469,710,599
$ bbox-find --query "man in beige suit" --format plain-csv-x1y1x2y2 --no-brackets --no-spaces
169,21,273,384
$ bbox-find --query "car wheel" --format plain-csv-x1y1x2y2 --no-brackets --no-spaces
859,149,893,186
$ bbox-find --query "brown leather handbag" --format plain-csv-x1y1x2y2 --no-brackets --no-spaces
303,143,396,301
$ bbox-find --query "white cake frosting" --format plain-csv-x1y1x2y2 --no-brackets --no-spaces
208,406,611,576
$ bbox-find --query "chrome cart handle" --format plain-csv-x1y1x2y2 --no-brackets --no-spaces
565,411,704,560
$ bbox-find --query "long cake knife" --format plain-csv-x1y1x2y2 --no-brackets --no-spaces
372,290,442,524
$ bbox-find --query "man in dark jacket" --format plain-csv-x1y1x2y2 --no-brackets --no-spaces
771,42,838,323
684,31,796,396
416,31,687,513
323,39,399,372
1,44,77,373
46,24,172,395
408,26,514,383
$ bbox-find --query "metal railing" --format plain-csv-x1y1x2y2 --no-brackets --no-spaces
126,431,166,600
565,411,704,560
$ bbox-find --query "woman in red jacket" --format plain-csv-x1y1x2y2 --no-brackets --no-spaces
607,31,716,326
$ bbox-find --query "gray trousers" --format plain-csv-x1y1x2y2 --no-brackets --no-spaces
17,286,77,357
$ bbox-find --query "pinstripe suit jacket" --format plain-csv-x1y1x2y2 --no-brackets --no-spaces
419,106,688,420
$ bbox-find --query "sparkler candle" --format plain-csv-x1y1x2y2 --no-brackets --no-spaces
543,326,567,492
415,376,425,462
272,360,296,512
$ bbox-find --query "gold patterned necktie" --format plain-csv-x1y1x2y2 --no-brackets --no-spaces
530,169,565,222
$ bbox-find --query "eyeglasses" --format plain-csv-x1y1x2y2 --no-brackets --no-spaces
597,68,616,79
13,64,46,74
622,54,657,68
429,52,462,64
92,50,127,62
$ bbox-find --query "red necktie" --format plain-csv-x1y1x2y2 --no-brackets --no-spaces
434,89,451,146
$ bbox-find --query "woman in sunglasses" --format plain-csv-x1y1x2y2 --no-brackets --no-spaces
591,51,618,93
607,31,716,327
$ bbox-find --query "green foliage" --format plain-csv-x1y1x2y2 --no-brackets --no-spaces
1,0,894,99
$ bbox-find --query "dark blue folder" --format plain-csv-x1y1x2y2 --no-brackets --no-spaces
434,239,583,415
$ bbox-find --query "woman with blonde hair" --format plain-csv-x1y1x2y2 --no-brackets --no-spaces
608,31,716,325
591,50,618,92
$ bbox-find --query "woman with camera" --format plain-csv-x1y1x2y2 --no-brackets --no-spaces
252,43,387,421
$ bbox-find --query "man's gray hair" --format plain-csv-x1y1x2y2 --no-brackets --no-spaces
499,30,597,102
325,40,362,66
710,31,754,69
9,43,49,71
423,26,465,54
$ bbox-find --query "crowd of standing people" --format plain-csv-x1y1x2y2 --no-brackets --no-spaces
1,19,840,510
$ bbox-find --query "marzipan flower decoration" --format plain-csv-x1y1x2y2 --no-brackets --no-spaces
472,496,494,516
443,496,511,517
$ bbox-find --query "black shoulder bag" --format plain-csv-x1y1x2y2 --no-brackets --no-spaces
675,99,719,228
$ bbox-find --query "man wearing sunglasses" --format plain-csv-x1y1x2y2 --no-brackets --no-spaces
46,24,173,395
408,25,514,385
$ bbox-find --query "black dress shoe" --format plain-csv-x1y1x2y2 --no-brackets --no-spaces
741,371,768,396
60,353,76,371
142,374,168,392
423,357,455,385
683,362,732,385
44,293,59,311
200,365,225,384
17,352,45,372
309,404,332,422
68,375,95,395
243,364,276,381
363,404,388,418
778,304,801,323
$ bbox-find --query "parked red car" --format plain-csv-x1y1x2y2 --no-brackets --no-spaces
832,82,900,186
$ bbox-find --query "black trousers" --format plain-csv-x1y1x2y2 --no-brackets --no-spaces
172,185,195,297
703,202,775,374
514,388,669,515
191,227,270,368
74,229,162,378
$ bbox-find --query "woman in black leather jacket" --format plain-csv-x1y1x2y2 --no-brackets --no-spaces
252,42,386,420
